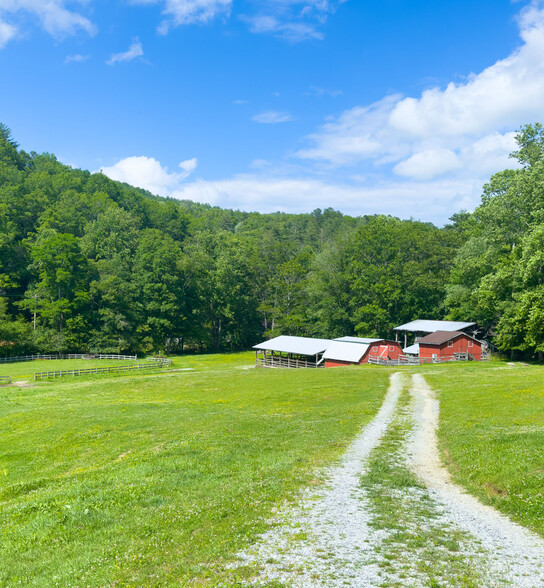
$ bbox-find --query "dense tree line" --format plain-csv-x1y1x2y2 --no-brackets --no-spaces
1,122,544,358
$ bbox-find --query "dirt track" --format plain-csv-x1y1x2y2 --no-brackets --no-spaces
236,373,544,587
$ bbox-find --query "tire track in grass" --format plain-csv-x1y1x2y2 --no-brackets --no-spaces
360,379,488,587
234,372,403,587
409,373,544,587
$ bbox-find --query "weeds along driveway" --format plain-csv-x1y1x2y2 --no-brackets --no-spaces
234,372,544,587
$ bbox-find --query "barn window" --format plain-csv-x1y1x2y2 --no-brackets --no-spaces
468,341,473,347
448,341,453,348
389,346,394,352
372,346,378,351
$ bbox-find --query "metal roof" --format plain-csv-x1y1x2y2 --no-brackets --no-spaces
418,330,479,346
253,335,333,356
334,336,383,344
322,341,370,363
403,343,420,355
393,320,476,333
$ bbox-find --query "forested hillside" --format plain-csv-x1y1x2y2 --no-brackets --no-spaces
1,123,544,358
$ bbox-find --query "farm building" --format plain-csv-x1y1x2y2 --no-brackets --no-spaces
417,330,482,361
253,335,333,368
322,339,404,367
393,319,477,348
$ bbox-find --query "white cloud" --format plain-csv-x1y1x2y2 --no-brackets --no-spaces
107,39,144,66
65,53,90,64
0,18,16,47
252,111,294,124
239,0,346,41
169,173,482,224
297,4,544,179
241,14,323,41
308,86,343,97
99,156,198,196
393,149,462,180
130,0,232,33
0,0,96,47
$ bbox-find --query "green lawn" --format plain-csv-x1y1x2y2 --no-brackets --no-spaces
0,358,389,586
424,360,544,537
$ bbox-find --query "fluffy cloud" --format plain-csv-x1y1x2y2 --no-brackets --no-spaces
130,0,232,33
252,111,294,123
297,4,544,179
0,0,96,47
107,38,144,66
0,18,16,47
99,156,198,196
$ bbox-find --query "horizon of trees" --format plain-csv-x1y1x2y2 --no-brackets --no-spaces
1,122,544,359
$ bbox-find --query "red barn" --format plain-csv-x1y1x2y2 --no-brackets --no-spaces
322,339,403,367
418,330,482,361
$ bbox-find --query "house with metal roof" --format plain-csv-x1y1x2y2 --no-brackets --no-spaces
418,330,482,361
253,335,333,368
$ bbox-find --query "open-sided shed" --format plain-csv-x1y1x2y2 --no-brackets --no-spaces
253,335,333,368
393,319,477,348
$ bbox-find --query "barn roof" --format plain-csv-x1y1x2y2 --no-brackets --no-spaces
334,336,383,344
253,335,333,356
418,330,479,345
403,343,420,355
393,319,476,333
322,341,369,363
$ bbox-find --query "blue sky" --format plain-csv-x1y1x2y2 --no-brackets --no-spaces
1,0,543,223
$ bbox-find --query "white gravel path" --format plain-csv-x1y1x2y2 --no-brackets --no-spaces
236,372,404,587
408,373,544,587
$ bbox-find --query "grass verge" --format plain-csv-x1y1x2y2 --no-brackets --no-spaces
424,361,544,538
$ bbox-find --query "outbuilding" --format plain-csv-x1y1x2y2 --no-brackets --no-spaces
417,330,482,361
322,339,404,367
253,335,333,368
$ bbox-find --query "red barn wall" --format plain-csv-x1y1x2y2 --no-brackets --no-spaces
419,335,481,360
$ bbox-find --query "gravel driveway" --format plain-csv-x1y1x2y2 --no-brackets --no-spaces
234,372,544,587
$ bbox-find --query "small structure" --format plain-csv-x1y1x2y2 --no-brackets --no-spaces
322,339,403,367
254,335,333,368
418,331,482,361
393,319,477,348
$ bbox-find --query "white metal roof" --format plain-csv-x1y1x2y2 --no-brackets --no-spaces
322,341,370,363
403,343,420,355
334,336,383,344
253,335,333,356
393,320,476,333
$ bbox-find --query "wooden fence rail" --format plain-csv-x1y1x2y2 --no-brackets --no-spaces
0,353,137,364
0,376,12,384
33,362,166,381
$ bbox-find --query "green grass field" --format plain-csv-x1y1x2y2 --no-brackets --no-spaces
0,355,389,586
425,361,544,537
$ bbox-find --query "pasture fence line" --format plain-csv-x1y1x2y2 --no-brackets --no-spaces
33,362,167,381
0,353,137,364
146,356,174,366
0,375,12,384
368,352,489,366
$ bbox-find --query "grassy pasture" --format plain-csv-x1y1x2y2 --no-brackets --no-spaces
424,360,544,537
0,355,388,586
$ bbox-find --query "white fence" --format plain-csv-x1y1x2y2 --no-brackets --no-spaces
0,353,137,364
33,362,168,381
